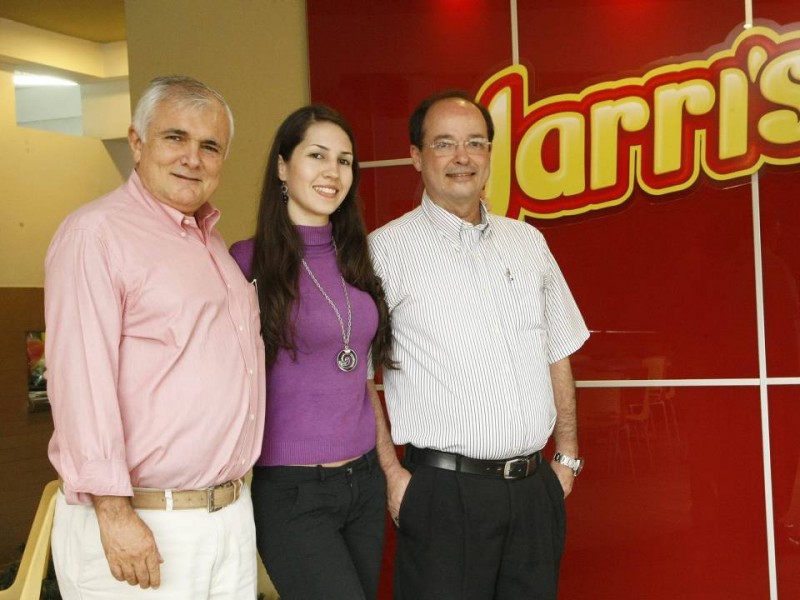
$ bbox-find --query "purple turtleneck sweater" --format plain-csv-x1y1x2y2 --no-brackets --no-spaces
229,224,378,466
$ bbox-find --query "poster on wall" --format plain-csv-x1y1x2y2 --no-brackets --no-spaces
26,331,49,412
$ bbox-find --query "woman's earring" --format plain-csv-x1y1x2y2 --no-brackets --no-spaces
280,181,289,203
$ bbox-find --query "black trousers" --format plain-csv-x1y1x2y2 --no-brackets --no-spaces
252,449,386,600
394,456,566,600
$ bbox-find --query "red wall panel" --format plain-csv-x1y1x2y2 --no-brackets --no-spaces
308,1,800,597
760,171,800,378
308,0,512,163
517,0,746,94
757,0,800,23
359,165,421,232
547,181,759,381
769,386,800,599
565,386,768,599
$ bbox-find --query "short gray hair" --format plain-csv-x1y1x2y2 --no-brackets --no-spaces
131,75,235,156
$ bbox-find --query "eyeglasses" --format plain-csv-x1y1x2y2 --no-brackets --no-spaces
423,138,492,157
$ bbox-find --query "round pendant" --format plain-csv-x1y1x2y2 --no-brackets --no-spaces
337,348,358,372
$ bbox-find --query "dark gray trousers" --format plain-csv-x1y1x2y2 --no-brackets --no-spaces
394,457,566,600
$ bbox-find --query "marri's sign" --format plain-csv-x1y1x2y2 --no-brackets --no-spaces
478,24,800,220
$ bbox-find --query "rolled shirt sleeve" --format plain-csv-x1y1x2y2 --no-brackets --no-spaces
45,227,133,504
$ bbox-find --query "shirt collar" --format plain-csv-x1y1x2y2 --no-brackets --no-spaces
126,170,221,234
421,192,492,249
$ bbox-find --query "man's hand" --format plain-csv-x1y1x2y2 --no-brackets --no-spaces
92,496,163,589
385,465,412,527
550,461,575,498
366,379,413,527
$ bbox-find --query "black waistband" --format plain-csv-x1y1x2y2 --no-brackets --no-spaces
253,448,377,483
405,445,541,480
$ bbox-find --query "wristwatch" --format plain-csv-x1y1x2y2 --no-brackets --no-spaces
553,452,584,477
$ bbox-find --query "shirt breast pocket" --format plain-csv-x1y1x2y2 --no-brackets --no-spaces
506,267,546,332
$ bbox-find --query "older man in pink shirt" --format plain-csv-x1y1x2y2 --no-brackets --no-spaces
44,76,266,599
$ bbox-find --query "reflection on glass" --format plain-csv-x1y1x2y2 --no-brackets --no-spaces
566,386,769,599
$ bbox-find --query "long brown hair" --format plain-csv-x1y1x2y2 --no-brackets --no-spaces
250,104,394,370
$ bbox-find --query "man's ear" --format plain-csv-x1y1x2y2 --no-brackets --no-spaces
410,145,423,173
128,126,143,164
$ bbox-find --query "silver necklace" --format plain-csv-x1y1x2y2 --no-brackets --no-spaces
301,257,357,372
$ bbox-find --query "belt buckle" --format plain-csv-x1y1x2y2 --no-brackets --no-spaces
503,457,529,480
206,484,223,513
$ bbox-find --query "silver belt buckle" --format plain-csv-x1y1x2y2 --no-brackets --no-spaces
503,457,529,480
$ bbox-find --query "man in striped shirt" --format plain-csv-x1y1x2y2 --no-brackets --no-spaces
369,90,590,599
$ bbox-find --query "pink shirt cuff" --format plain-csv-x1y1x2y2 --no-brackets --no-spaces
62,458,133,505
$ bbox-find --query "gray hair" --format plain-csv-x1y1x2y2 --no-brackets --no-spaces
131,75,235,156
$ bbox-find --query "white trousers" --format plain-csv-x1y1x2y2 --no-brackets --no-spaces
51,484,257,600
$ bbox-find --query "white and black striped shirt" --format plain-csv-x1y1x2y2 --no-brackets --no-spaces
369,194,589,459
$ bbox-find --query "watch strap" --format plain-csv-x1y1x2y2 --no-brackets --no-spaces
553,451,584,476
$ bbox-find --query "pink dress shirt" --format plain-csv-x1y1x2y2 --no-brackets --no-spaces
45,171,266,505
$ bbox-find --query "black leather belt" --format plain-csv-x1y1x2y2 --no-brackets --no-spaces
405,445,541,480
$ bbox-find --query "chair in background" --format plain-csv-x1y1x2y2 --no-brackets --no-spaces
579,386,636,475
622,387,655,469
640,356,681,452
0,480,58,600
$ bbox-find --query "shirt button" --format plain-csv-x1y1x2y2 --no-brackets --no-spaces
241,459,246,465
238,324,244,331
180,231,187,238
249,413,255,421
248,368,254,375
227,283,232,289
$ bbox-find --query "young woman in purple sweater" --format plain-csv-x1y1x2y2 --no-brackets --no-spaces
230,105,395,600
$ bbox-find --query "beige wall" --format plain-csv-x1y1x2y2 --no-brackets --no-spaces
0,69,126,286
0,18,131,287
0,0,309,286
125,0,311,248
0,19,128,80
1,2,308,594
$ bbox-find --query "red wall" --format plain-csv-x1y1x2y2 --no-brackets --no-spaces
308,1,800,598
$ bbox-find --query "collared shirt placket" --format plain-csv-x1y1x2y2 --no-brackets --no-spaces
180,212,259,475
465,225,531,456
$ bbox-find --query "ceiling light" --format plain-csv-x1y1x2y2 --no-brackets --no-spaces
14,72,78,88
